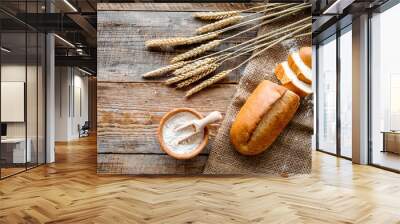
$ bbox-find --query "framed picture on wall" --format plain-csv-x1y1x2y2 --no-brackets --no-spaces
1,81,25,122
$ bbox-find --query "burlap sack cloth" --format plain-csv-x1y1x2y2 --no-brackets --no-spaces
203,15,313,175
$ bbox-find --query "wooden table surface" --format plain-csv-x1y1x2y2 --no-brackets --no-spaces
97,3,259,174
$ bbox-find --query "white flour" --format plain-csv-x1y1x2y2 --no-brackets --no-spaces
162,112,204,154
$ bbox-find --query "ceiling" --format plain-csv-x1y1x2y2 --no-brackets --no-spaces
311,0,391,43
1,0,97,74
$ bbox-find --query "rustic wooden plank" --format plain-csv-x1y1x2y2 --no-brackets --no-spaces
97,3,264,12
97,11,257,83
97,154,208,175
97,4,247,175
97,82,236,154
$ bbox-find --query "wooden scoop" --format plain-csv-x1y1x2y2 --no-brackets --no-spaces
175,111,223,144
158,108,209,160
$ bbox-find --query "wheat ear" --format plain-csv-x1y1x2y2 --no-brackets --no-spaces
141,61,187,78
171,40,222,63
173,57,217,76
193,11,240,20
145,32,219,48
196,16,243,34
212,4,309,35
185,69,232,98
176,63,220,88
165,63,217,85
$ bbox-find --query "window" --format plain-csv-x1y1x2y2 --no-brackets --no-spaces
0,1,47,179
339,26,352,158
370,3,400,171
317,35,337,154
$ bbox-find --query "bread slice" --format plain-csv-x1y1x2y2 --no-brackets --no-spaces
275,61,312,97
288,49,312,84
299,47,312,68
230,80,300,155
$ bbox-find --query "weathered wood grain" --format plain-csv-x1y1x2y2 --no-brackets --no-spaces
97,82,236,154
97,3,265,12
97,4,254,175
97,11,257,83
97,154,208,175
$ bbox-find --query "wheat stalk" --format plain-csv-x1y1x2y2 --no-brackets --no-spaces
164,23,308,84
194,17,311,64
185,70,232,98
185,24,310,97
192,3,287,20
141,61,188,78
218,23,311,63
145,32,219,48
173,57,217,76
196,16,243,34
231,25,310,71
145,4,309,49
142,4,311,97
171,40,222,63
176,63,220,88
166,63,219,85
213,3,309,35
193,11,240,20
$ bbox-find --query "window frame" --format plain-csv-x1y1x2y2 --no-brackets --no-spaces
315,23,353,160
367,1,400,173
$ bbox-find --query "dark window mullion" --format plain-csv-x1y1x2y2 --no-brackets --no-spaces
367,11,373,165
315,44,320,151
36,0,39,167
25,0,28,171
336,27,341,157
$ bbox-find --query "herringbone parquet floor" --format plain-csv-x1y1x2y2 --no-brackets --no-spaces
1,135,400,224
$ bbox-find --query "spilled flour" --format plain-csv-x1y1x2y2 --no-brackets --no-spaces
162,112,204,154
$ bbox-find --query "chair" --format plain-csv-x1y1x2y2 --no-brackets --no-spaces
79,121,90,138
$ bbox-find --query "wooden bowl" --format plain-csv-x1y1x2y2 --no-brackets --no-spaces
158,108,209,160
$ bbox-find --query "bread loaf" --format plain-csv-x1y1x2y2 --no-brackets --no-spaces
230,80,300,155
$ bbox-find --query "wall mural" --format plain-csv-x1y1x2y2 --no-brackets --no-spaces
97,3,313,175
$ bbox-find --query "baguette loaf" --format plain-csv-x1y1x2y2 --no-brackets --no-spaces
230,80,300,155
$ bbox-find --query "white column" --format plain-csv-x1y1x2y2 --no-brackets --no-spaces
46,32,55,163
45,0,55,163
352,14,369,164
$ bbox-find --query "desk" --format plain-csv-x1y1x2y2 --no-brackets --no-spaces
381,131,400,154
1,138,31,163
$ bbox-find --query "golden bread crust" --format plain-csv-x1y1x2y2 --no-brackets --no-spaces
274,63,310,97
287,52,312,85
299,47,312,68
230,80,300,155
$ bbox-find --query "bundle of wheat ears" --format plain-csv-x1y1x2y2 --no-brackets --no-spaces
142,3,312,98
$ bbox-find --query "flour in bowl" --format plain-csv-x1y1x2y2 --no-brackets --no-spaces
162,112,204,154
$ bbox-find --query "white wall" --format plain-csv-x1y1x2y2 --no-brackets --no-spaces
54,67,89,141
55,66,70,141
1,63,46,164
1,65,30,138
